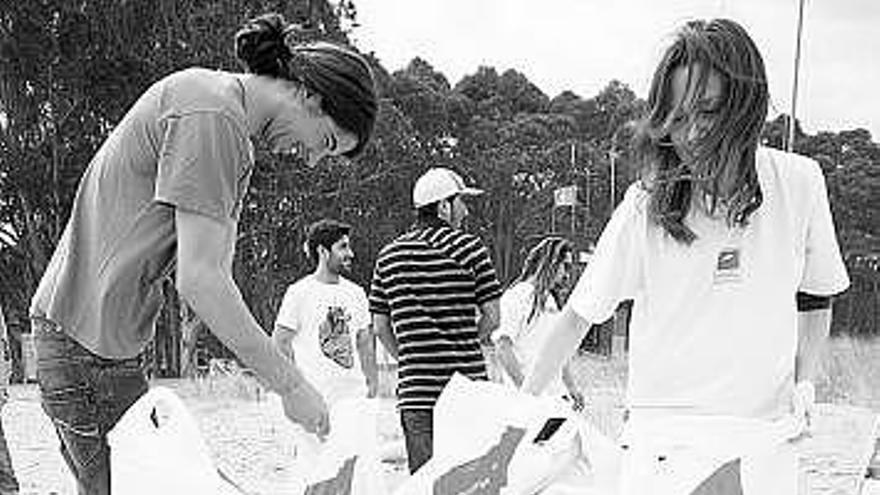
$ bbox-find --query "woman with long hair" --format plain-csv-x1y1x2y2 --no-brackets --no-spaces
493,236,584,410
524,19,848,494
30,13,377,494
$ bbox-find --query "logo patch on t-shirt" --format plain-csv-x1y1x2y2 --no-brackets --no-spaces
713,248,742,284
318,306,355,369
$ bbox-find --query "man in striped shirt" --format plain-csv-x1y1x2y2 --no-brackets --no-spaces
370,168,502,473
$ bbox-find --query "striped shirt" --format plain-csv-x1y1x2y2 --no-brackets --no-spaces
370,222,502,411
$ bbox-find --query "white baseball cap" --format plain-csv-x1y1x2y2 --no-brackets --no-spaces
412,168,483,208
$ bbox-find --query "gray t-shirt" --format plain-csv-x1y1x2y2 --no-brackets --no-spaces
31,68,254,358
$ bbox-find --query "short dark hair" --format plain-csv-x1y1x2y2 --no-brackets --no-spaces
234,13,377,158
305,219,351,262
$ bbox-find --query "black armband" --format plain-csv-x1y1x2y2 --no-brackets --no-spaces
796,291,832,312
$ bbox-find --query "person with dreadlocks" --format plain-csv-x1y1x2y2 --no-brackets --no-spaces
491,237,584,410
523,18,849,494
29,12,377,494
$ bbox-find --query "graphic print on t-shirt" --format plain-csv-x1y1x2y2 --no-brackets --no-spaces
713,247,743,285
318,305,355,369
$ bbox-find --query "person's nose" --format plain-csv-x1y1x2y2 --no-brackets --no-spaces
687,115,711,143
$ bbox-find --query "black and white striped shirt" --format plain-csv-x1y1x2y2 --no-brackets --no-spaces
370,222,502,411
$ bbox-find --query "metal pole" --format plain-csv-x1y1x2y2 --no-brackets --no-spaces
570,143,576,236
610,151,616,214
787,0,806,152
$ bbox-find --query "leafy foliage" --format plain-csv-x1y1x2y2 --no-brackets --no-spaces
1,1,878,378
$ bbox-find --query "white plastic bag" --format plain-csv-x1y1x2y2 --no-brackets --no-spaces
107,386,239,495
393,373,622,495
618,414,802,495
298,396,387,495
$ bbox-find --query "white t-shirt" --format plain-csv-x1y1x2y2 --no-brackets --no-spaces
567,147,850,420
494,281,567,397
275,275,371,405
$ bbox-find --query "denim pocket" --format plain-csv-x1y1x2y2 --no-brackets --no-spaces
41,382,104,476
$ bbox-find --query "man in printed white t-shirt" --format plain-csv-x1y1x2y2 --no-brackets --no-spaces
274,219,377,406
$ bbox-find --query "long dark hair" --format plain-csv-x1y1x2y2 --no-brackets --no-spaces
515,237,573,324
633,18,768,243
234,13,377,158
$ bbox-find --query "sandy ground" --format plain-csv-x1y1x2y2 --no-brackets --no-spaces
1,375,877,495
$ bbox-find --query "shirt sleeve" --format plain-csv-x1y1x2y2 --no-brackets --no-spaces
350,285,372,330
154,112,251,220
799,161,850,295
274,285,301,333
468,238,503,305
568,183,646,323
493,284,530,343
369,253,390,315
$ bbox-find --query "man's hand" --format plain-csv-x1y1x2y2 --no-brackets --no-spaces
280,373,330,440
791,380,816,434
366,376,379,398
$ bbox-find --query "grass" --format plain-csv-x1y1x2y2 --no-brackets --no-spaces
816,335,880,412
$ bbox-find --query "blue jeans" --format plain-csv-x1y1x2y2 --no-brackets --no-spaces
32,319,148,495
400,408,433,474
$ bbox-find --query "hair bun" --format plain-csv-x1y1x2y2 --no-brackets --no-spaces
234,13,292,77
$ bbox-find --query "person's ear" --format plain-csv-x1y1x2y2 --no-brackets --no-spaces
302,89,323,116
438,198,451,219
316,244,328,260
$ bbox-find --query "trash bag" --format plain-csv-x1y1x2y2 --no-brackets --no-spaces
393,373,622,495
297,396,387,495
618,414,802,495
107,386,240,495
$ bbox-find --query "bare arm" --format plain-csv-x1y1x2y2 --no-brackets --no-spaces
561,363,585,411
795,307,832,384
272,323,297,363
356,325,379,397
372,313,398,361
522,306,593,396
477,298,501,342
495,336,524,387
175,208,328,436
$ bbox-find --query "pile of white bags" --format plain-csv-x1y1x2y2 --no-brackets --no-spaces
392,373,622,495
108,387,386,495
107,380,805,495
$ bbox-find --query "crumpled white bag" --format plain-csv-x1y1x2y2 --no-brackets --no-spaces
393,373,622,495
107,386,240,495
291,396,387,495
618,413,803,495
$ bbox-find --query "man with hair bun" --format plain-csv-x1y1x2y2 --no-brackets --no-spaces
29,12,377,494
524,18,849,494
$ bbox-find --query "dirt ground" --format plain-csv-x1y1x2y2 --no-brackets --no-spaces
2,367,877,494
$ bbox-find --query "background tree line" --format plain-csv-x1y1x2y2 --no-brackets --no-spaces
2,0,878,379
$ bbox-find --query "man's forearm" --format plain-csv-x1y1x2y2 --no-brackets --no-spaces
356,326,379,384
180,269,304,396
272,326,299,364
796,307,832,383
373,315,398,360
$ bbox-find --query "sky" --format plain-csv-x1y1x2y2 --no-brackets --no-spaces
353,0,880,140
